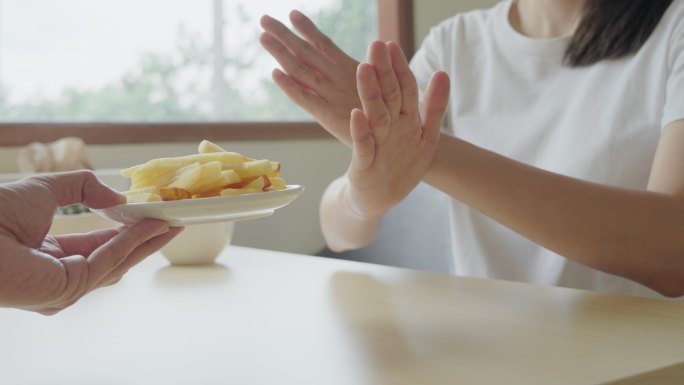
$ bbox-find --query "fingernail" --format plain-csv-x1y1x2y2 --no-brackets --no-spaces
116,193,127,205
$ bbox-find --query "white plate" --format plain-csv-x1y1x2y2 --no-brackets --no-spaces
93,185,304,226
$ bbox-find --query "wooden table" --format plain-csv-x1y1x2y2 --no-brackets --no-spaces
1,246,683,384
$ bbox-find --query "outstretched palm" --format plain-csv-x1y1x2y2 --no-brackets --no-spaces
260,11,361,146
345,41,450,220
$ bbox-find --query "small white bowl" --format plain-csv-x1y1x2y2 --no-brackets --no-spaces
160,222,234,265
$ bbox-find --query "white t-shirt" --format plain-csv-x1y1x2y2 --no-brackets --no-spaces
410,0,684,299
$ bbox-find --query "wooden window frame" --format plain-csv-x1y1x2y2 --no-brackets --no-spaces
0,0,414,146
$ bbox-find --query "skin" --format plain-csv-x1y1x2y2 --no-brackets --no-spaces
511,0,585,38
319,43,450,249
259,10,358,146
0,170,183,314
260,1,684,297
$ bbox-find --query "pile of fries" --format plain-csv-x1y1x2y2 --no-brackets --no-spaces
120,140,287,203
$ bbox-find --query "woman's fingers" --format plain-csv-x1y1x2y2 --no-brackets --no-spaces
271,68,327,115
357,41,447,147
260,15,335,81
260,12,361,147
357,63,391,144
421,71,451,144
387,42,420,117
261,13,361,95
289,10,359,69
368,41,402,122
259,32,330,94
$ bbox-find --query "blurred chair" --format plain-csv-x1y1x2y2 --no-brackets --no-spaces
317,182,453,273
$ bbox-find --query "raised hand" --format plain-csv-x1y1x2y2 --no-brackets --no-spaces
0,171,182,314
260,10,360,146
345,41,450,220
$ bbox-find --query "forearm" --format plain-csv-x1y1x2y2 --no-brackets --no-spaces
425,134,684,296
320,176,382,252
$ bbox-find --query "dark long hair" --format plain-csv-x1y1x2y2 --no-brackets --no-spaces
564,0,674,67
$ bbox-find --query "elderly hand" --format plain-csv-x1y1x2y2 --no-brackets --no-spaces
260,10,360,146
344,41,450,220
0,170,181,315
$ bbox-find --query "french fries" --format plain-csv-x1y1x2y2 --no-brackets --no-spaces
120,140,288,203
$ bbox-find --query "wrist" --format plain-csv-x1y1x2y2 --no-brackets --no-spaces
337,179,382,222
424,133,462,187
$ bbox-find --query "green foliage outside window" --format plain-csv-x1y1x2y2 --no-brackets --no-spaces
0,0,375,123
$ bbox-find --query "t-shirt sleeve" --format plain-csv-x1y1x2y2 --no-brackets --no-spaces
410,26,444,94
661,14,684,128
409,23,451,132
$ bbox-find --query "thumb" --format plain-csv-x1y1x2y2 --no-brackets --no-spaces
421,71,450,144
37,170,125,209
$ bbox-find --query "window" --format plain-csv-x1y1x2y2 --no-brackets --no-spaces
0,0,412,145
